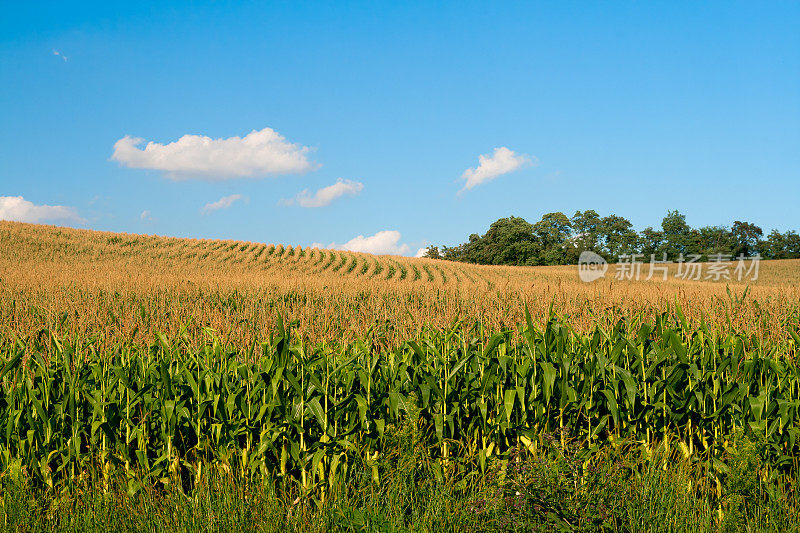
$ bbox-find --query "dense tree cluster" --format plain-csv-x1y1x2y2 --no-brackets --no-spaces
425,210,800,265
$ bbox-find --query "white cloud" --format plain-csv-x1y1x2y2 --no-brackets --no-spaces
460,147,535,192
0,196,83,224
140,210,152,220
282,178,364,208
53,49,68,62
414,247,429,258
202,194,246,214
111,128,319,180
330,230,411,256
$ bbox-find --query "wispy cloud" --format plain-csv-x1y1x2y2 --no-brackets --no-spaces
0,196,83,224
202,194,246,214
460,147,535,192
52,49,68,62
282,178,363,208
111,128,319,180
329,230,411,256
140,210,152,221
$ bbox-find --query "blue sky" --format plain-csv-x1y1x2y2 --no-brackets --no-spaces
1,1,798,255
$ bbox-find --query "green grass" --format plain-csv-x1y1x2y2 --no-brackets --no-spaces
2,427,798,532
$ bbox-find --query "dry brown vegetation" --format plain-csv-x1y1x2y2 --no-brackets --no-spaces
1,221,799,349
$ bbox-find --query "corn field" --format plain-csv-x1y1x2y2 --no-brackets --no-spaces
2,308,798,495
2,221,800,351
2,220,800,519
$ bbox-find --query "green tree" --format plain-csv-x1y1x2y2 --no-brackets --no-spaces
761,229,800,259
570,210,602,254
533,212,572,265
441,234,481,263
696,226,735,259
422,246,442,259
731,221,763,257
639,227,665,259
783,231,800,258
433,211,797,266
482,217,539,265
661,210,695,258
442,217,539,265
599,214,638,261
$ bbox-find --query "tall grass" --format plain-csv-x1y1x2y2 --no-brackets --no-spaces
2,417,799,532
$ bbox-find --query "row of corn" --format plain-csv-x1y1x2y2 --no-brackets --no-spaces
0,311,798,492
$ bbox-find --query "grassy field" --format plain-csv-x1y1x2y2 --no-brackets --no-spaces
1,221,800,532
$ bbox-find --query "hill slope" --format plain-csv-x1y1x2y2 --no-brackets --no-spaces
0,221,521,290
1,221,798,346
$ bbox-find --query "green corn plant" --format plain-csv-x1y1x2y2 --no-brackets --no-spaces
0,312,798,497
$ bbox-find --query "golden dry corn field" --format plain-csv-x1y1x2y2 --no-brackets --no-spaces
1,220,799,350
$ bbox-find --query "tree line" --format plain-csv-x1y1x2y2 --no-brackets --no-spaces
424,210,800,265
